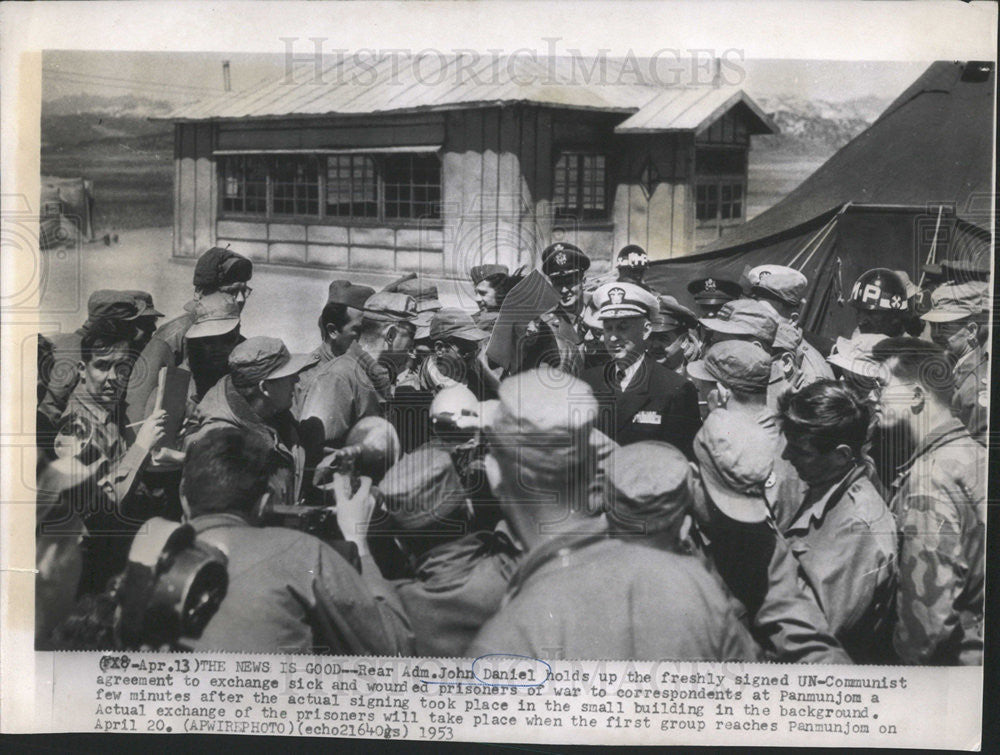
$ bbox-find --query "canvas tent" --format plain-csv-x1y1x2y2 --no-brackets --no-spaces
40,176,96,249
645,60,995,340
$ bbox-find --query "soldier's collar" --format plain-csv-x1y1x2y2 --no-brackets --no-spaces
895,419,971,480
787,465,866,533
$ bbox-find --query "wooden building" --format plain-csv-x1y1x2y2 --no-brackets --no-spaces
164,55,777,277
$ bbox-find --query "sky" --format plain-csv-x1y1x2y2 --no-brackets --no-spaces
42,50,931,108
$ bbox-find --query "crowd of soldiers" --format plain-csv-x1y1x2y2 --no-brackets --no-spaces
34,240,988,665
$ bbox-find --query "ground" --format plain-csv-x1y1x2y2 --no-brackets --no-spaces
38,228,472,353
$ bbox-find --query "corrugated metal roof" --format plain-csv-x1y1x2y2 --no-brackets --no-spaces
164,54,775,134
614,87,777,134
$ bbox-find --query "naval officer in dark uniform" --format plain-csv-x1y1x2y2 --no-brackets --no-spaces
581,281,701,457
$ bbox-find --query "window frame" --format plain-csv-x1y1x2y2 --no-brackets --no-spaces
694,146,747,230
217,151,443,227
552,148,611,223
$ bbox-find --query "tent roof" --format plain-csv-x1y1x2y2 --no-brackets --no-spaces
162,54,775,136
699,60,995,253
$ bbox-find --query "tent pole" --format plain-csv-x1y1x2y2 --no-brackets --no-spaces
916,205,944,289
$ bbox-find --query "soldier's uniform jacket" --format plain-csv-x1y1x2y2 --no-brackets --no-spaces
951,345,988,443
581,355,701,458
689,517,851,664
784,464,898,663
183,375,305,508
392,529,520,658
298,341,385,451
889,418,985,665
468,533,762,662
184,513,414,655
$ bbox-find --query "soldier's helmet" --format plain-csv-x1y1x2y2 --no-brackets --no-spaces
849,268,909,312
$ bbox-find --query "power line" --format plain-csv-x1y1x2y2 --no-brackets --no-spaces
43,67,222,94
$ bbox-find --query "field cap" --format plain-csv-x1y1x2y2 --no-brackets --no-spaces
123,290,164,318
470,264,509,285
616,244,649,270
192,247,253,289
228,336,315,388
607,441,692,535
363,291,417,323
581,301,603,332
920,281,990,322
592,281,659,320
687,340,771,392
381,444,467,530
827,333,886,381
687,277,742,311
541,242,590,277
699,299,778,346
693,409,773,524
396,278,441,312
488,369,597,470
326,280,374,310
746,264,808,306
186,291,241,340
430,309,489,342
87,290,143,322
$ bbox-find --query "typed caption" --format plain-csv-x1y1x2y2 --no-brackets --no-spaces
32,653,982,748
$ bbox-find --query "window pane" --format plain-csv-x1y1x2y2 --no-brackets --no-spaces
383,155,441,220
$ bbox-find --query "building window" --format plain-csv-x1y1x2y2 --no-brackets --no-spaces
272,156,319,216
696,181,744,222
554,151,608,220
218,152,441,223
326,155,377,218
221,156,268,214
383,155,441,220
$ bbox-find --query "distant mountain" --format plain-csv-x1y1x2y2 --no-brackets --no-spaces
42,93,182,118
753,94,894,157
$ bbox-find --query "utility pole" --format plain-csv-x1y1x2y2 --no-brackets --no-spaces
222,60,231,92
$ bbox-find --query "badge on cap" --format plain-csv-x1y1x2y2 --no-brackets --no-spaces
608,287,625,305
704,278,717,291
555,251,568,266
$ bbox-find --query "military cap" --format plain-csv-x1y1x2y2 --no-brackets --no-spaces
654,295,697,332
192,247,253,290
488,369,598,471
395,278,441,312
920,281,990,322
326,280,375,310
381,444,467,530
693,409,774,524
827,333,886,381
940,256,991,282
687,340,771,392
746,264,808,306
686,276,742,307
86,290,143,322
606,441,692,535
541,242,591,277
470,264,509,285
412,309,435,341
228,336,315,388
592,281,659,320
699,299,778,346
123,290,164,318
363,291,418,323
185,291,241,340
430,308,489,342
616,244,649,269
894,270,918,300
430,384,480,426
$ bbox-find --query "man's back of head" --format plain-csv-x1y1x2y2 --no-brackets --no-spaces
181,428,276,519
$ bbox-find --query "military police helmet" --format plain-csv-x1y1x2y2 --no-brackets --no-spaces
849,268,909,312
